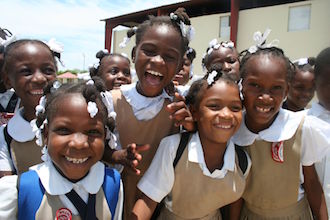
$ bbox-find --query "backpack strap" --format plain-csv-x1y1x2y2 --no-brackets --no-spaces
3,125,17,174
173,132,192,168
235,145,248,174
102,166,121,220
17,170,45,220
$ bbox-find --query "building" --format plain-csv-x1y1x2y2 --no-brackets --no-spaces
103,0,330,76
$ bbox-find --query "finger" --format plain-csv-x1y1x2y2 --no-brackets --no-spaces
135,144,150,153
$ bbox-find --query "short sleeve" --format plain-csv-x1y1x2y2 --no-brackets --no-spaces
137,134,181,203
0,126,15,172
0,175,18,220
301,115,330,166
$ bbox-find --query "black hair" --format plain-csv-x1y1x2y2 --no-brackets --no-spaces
202,41,239,70
239,47,294,82
291,57,315,82
89,50,131,77
124,7,190,57
186,46,196,62
36,77,115,134
185,66,239,109
315,47,330,79
2,39,58,74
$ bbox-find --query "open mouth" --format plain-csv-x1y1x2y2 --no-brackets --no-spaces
30,89,44,96
256,106,272,113
65,156,88,164
145,70,164,85
215,124,232,129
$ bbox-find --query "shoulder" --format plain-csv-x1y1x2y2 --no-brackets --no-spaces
234,146,251,177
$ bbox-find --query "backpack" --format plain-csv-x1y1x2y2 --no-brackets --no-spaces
17,167,120,220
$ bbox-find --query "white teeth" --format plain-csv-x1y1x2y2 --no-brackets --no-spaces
31,90,43,95
148,70,163,77
65,156,88,164
256,106,271,113
216,124,232,129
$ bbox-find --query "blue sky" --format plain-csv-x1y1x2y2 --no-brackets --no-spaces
2,0,185,71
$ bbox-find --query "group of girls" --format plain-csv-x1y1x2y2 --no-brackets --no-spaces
0,6,329,220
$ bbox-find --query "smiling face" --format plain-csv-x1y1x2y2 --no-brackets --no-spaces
192,80,242,145
174,53,192,85
45,94,105,181
287,69,315,111
4,42,56,121
206,47,240,81
316,66,330,111
242,55,288,133
134,24,183,97
99,55,131,90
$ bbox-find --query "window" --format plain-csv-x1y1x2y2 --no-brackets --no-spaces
288,5,311,32
219,15,230,38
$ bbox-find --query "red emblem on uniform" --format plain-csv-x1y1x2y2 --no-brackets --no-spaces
271,141,284,163
56,208,72,220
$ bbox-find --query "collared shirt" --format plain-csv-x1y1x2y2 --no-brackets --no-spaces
138,132,251,203
0,89,15,110
0,161,123,220
0,108,35,171
232,108,330,200
307,102,330,217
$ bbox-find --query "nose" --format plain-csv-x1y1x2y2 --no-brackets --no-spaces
219,107,233,119
222,62,232,72
258,92,273,104
150,55,165,65
68,133,89,149
116,71,128,81
31,70,47,85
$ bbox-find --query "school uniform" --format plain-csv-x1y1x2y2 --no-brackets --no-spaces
0,107,42,174
307,102,330,218
138,132,251,220
0,89,19,125
106,83,179,219
0,161,123,220
232,108,330,219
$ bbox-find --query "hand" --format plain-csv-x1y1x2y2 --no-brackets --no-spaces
166,92,195,131
114,144,150,175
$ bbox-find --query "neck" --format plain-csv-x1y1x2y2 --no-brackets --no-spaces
285,99,303,112
22,107,36,122
199,134,227,173
245,112,279,133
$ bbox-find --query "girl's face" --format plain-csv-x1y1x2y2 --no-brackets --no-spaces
174,53,192,86
287,70,315,110
99,55,131,90
4,43,56,121
242,55,288,133
134,24,183,97
316,66,330,111
192,81,242,145
45,94,105,181
206,47,240,81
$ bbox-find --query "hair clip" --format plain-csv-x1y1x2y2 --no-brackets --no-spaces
237,79,244,100
221,41,234,48
106,127,117,149
0,28,16,47
86,79,94,85
119,37,130,48
207,38,221,55
207,71,218,85
30,118,47,147
102,49,109,54
46,38,65,66
121,53,128,58
50,80,62,93
248,28,279,54
35,96,46,116
87,101,98,118
293,57,308,66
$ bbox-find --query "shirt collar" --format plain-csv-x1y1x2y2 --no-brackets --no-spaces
31,161,105,195
7,108,35,142
233,108,305,146
0,89,15,109
120,82,172,120
188,132,236,178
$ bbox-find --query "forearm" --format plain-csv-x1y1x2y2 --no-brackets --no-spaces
229,198,243,220
303,165,328,219
131,194,157,220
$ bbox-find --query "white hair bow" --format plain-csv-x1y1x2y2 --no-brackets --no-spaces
248,28,279,53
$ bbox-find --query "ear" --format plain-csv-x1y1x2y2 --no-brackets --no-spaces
189,105,198,122
43,123,49,146
2,72,12,90
284,83,289,99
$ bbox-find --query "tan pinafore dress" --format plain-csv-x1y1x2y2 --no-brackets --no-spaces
9,138,42,174
240,118,313,219
157,146,246,220
34,188,112,219
111,90,179,219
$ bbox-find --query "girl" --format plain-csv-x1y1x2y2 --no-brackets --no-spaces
307,47,330,217
132,71,250,220
90,49,132,91
202,39,240,81
102,7,194,219
233,46,329,219
0,79,123,219
173,46,196,86
0,39,57,177
282,57,315,111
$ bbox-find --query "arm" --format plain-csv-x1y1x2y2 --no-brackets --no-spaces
303,164,328,219
131,193,158,220
229,198,243,220
0,175,18,220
